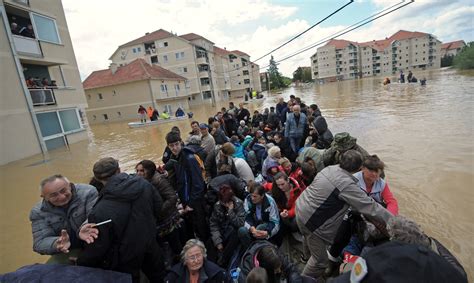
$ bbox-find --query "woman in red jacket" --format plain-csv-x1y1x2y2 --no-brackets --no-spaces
270,172,303,246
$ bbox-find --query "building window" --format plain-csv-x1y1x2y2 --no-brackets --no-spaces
175,52,185,60
175,84,180,93
163,55,168,62
97,93,103,100
137,47,141,52
164,104,172,114
243,70,249,75
151,56,158,63
112,90,117,96
117,111,121,117
202,91,212,99
87,94,91,100
103,114,108,120
160,84,168,93
133,48,136,53
183,67,188,73
164,42,168,47
36,109,83,150
93,115,96,120
31,13,61,44
244,79,250,84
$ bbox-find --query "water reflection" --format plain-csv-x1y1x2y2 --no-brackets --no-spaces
0,68,472,280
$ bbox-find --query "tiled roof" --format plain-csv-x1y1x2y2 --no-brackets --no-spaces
180,33,215,44
359,38,392,51
213,46,231,56
325,39,358,49
388,30,429,41
119,29,174,48
231,50,250,57
83,59,186,90
441,40,466,50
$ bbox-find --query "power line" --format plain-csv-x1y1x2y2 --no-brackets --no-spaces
261,0,414,69
253,0,354,63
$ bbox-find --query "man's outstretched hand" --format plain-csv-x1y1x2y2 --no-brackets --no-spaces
56,229,71,253
79,223,99,244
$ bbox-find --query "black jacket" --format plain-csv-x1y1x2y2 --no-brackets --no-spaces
77,173,162,270
276,137,297,162
313,116,333,149
205,149,238,180
236,108,251,124
165,260,226,283
238,240,302,283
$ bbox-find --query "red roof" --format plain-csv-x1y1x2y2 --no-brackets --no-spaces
83,59,186,90
119,29,174,48
388,30,429,41
325,39,358,49
213,46,231,56
441,40,466,50
231,50,250,57
359,38,392,51
180,33,214,44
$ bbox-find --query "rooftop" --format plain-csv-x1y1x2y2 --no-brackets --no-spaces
213,46,231,56
83,59,186,90
231,50,250,57
179,32,214,44
441,40,466,50
119,29,174,48
325,39,358,49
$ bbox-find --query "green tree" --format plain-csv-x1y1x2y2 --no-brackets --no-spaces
441,55,454,67
293,66,313,82
293,67,303,82
267,56,285,89
453,42,474,70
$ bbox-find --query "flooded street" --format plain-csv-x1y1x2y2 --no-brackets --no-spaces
1,68,473,279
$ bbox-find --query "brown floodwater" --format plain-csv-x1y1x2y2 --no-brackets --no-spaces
1,68,472,280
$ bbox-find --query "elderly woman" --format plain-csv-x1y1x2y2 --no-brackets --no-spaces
261,146,281,181
165,239,226,282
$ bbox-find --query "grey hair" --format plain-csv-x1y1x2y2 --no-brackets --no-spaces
387,215,430,248
39,174,69,193
267,146,281,158
180,239,207,263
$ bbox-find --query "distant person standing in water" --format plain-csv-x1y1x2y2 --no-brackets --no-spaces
138,105,147,123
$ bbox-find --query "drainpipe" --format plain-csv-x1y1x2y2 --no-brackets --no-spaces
0,5,47,154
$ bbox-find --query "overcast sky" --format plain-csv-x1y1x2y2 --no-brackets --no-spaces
62,0,473,79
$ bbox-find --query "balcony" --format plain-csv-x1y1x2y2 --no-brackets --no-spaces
201,84,211,91
29,88,56,106
12,35,42,58
196,56,208,65
199,70,209,78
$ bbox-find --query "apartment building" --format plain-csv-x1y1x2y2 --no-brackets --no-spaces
310,30,442,82
82,59,188,124
0,0,89,165
107,29,261,107
441,40,466,57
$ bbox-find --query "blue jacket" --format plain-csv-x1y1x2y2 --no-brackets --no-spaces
243,194,280,238
285,112,307,138
172,146,206,206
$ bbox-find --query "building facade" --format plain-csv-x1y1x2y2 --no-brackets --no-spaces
0,0,89,165
83,59,189,124
106,29,261,107
441,40,466,57
310,30,442,82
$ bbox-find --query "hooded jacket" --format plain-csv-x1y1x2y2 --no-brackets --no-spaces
276,137,297,162
209,197,245,247
313,116,333,149
172,146,206,206
238,240,302,283
77,173,162,269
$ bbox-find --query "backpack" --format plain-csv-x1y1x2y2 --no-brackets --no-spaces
193,153,206,181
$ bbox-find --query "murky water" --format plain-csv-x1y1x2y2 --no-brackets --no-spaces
1,68,472,280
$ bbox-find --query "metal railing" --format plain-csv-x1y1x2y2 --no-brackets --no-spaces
29,88,56,106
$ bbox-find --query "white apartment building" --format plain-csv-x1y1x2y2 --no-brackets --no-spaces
106,29,261,107
1,0,89,165
310,30,442,82
441,40,466,57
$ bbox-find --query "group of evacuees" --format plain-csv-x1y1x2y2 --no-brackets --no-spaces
19,95,467,283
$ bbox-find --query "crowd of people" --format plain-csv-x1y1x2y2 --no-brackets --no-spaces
25,95,467,283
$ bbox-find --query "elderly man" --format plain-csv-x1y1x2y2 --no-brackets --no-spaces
296,150,392,279
199,123,215,155
285,104,307,153
77,157,165,282
29,175,97,262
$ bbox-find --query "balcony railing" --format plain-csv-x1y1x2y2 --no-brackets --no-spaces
29,88,56,106
201,84,211,91
196,56,208,65
12,35,42,57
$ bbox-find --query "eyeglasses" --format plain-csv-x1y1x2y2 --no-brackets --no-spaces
186,253,203,261
46,186,70,200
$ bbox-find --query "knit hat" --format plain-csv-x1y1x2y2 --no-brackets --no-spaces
93,157,119,180
328,241,467,283
166,131,181,144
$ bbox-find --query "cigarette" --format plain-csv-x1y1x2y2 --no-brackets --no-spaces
92,219,112,227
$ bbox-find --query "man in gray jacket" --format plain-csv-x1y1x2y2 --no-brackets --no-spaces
296,150,392,279
29,174,97,262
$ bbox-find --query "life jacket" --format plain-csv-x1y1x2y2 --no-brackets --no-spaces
353,171,385,204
